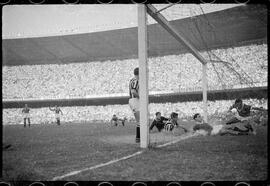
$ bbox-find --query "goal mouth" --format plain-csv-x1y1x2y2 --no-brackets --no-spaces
101,131,191,146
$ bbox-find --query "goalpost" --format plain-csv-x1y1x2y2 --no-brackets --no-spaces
138,4,149,148
138,4,209,148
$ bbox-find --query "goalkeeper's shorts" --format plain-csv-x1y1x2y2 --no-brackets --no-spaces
129,98,139,114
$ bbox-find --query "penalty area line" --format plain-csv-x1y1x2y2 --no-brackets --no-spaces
52,150,143,181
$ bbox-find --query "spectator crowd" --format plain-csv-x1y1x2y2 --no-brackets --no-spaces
2,44,267,100
2,43,268,125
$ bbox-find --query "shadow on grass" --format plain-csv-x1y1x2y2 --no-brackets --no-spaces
2,158,46,181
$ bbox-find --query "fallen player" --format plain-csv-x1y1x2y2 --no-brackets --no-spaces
192,113,256,136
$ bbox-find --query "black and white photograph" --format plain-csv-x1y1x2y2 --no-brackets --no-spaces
2,3,268,183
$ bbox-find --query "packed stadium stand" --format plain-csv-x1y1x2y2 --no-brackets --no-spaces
2,44,267,100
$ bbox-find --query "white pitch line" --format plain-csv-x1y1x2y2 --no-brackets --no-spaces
52,151,143,181
53,133,198,181
156,133,198,148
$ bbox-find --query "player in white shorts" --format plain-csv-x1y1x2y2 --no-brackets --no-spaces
49,105,63,125
129,67,140,143
22,104,31,127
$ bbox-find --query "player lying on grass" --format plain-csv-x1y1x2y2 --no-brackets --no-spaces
110,114,126,126
149,112,169,132
193,113,256,136
163,112,188,133
49,105,63,125
226,98,266,125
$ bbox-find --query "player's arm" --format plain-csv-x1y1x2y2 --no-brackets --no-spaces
60,109,63,115
161,116,169,122
251,106,267,111
179,126,188,132
149,120,156,131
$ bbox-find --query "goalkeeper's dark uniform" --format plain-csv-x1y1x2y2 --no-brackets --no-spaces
149,116,168,132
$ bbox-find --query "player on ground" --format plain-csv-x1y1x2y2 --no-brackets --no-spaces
192,113,213,135
49,105,63,125
149,112,168,132
129,67,140,143
164,112,188,133
193,113,255,136
226,98,266,125
22,104,31,127
110,114,126,126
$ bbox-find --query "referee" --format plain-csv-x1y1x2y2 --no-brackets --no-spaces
129,67,140,143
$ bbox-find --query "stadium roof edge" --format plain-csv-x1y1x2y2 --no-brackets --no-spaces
2,5,267,66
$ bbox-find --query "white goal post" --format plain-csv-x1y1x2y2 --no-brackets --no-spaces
138,4,150,148
138,4,209,148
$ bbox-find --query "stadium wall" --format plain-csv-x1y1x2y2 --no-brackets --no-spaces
2,86,267,109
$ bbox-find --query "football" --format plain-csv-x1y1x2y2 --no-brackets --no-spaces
231,108,238,114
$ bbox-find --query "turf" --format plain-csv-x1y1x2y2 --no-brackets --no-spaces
2,122,267,181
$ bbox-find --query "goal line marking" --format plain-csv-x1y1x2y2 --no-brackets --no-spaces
52,151,143,180
52,133,197,180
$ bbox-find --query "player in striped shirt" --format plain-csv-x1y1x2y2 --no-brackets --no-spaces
22,104,31,127
49,105,63,125
164,112,188,133
129,67,140,143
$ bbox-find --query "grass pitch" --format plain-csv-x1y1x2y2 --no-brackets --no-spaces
2,122,267,181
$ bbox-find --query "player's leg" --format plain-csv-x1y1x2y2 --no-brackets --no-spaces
24,118,26,127
219,128,240,135
243,119,257,135
226,117,241,125
28,117,31,127
129,98,140,143
156,123,165,132
55,113,60,125
134,111,140,143
120,119,125,126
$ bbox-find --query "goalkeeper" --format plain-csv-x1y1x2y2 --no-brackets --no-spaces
193,113,255,136
226,98,266,125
